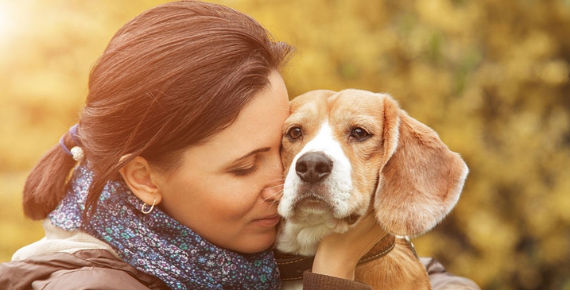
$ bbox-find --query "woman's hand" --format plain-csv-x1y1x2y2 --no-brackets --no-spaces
311,210,387,280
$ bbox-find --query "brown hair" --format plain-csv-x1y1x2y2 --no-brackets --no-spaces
23,0,294,220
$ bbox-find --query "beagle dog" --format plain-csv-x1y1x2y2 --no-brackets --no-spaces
275,89,468,289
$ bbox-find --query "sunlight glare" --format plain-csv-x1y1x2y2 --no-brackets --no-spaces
0,1,17,40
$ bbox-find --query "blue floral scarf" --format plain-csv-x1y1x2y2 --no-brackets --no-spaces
49,165,281,290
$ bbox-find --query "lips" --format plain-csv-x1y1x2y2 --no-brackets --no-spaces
252,214,281,227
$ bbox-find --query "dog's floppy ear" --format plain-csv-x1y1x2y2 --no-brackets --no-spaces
374,94,468,237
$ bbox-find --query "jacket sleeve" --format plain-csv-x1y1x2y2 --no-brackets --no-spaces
33,267,153,290
301,257,480,290
0,250,168,290
422,257,480,290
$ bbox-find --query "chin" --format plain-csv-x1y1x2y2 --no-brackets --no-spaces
234,232,277,254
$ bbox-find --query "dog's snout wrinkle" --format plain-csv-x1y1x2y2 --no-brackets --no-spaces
295,152,333,183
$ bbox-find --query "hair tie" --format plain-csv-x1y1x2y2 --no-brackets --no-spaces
59,124,84,162
69,124,80,145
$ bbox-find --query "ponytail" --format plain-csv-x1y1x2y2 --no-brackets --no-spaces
22,129,81,220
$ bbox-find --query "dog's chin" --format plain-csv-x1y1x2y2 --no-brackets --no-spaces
295,198,331,213
277,193,368,255
289,196,333,221
277,204,363,255
286,196,362,227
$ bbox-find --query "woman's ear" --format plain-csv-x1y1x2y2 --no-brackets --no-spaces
119,155,162,206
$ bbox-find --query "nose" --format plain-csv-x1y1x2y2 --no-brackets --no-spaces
261,177,283,202
261,152,285,202
295,151,333,183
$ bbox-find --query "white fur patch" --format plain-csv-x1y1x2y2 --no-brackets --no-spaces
279,121,353,219
277,121,354,255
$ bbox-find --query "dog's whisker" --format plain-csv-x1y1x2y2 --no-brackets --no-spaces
263,188,283,198
265,181,284,186
266,181,285,186
264,197,282,211
267,198,281,210
265,184,284,190
264,183,285,190
265,177,285,182
262,190,284,202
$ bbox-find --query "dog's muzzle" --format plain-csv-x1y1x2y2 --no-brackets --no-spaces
280,147,353,220
293,151,335,213
295,151,333,184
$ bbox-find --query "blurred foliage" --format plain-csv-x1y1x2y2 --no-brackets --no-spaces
1,0,569,290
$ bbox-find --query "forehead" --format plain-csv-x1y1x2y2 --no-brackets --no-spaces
287,89,382,125
181,72,289,166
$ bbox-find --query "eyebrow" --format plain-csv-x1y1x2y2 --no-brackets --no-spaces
232,147,271,164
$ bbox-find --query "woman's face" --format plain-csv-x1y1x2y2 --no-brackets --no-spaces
154,71,290,253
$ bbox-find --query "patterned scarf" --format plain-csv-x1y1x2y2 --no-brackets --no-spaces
49,164,281,290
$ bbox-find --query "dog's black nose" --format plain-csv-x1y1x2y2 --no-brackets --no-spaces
295,152,333,183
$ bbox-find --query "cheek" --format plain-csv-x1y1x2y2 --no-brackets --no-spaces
351,153,383,195
281,151,294,175
209,176,264,213
281,142,304,174
167,181,256,226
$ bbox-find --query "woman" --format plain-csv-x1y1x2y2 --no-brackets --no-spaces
0,0,478,290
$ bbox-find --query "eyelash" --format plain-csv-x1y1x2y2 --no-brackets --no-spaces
232,158,259,177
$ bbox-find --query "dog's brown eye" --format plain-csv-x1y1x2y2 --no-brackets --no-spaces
350,127,370,141
287,126,303,140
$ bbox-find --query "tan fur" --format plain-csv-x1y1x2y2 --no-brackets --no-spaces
277,89,468,289
375,100,468,236
355,239,431,289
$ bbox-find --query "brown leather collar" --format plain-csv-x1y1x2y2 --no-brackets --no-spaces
274,234,396,281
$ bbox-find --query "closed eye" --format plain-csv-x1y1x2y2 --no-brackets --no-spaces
231,156,259,177
229,147,269,177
